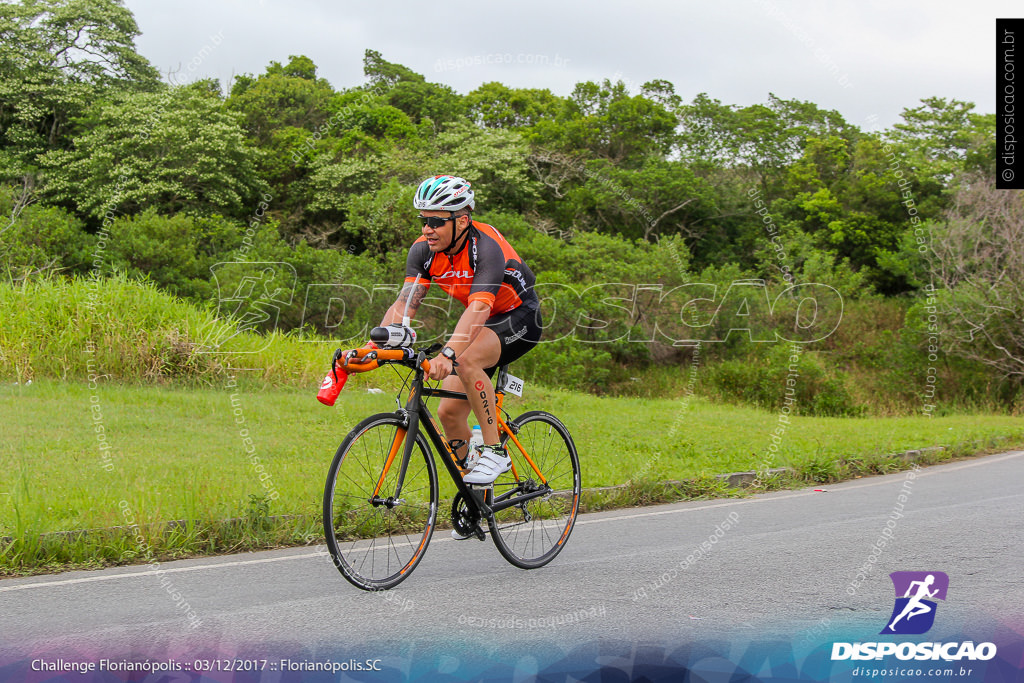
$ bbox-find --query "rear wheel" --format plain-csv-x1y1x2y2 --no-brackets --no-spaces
488,411,581,568
323,413,438,590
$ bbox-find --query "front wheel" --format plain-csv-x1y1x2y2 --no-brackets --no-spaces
323,413,438,590
489,411,581,569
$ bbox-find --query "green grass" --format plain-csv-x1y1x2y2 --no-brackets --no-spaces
3,378,1023,574
3,276,1023,574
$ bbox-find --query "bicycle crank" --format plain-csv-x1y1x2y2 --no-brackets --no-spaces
451,490,487,541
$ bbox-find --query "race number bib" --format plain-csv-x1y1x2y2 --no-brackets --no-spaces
503,373,524,397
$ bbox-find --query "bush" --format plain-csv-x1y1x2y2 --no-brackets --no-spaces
105,210,222,302
486,215,684,286
0,186,95,282
99,209,377,339
514,339,619,394
703,343,863,416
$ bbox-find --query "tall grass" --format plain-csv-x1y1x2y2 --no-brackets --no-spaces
0,273,346,388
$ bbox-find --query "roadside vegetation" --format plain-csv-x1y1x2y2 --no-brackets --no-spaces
2,1,1021,574
3,374,1021,576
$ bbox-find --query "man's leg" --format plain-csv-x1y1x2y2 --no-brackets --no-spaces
451,327,503,444
437,375,472,460
436,326,503,453
456,328,513,485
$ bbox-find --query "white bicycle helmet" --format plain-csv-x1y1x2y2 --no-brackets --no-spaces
413,175,475,212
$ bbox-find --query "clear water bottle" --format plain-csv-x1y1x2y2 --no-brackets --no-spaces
467,425,484,468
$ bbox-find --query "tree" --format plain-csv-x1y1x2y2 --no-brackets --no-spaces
304,152,385,222
730,95,854,196
433,120,539,211
676,93,739,171
465,82,562,129
565,158,715,242
225,55,341,229
40,83,265,220
640,79,682,111
363,49,423,89
676,93,854,194
767,133,944,293
386,79,466,127
362,49,465,126
338,179,417,257
304,117,538,244
925,174,1024,384
530,79,676,166
888,97,992,181
0,0,160,178
227,55,335,144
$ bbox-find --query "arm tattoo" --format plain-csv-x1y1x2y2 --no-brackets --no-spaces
396,282,428,317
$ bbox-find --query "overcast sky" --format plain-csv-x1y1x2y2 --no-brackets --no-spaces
125,0,1013,130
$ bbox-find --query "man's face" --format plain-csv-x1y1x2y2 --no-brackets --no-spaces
419,211,467,252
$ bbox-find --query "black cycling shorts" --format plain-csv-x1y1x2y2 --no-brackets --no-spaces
483,302,543,376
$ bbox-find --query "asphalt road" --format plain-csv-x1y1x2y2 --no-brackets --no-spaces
1,450,1022,676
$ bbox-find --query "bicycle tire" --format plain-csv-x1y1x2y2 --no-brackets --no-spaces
488,410,581,569
323,412,438,590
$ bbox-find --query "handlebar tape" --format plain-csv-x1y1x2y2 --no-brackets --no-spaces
341,348,431,374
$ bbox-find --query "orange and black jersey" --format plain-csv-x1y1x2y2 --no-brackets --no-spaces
404,221,537,314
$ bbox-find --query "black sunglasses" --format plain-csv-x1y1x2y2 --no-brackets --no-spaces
417,215,453,229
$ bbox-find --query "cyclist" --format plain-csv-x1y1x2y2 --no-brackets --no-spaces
377,175,542,488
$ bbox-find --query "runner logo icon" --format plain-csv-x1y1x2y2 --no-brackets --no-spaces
881,571,949,635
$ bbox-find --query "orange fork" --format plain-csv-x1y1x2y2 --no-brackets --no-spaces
372,428,406,498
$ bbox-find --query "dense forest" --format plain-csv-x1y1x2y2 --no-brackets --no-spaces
1,0,1021,415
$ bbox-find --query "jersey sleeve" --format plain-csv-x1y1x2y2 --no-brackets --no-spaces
468,234,505,309
404,240,432,288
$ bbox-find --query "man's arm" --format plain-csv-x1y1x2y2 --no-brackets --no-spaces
443,300,492,357
439,230,503,355
380,279,429,327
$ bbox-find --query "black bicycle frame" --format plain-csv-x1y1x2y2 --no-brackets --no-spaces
384,353,551,519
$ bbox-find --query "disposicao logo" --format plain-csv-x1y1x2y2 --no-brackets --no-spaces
831,571,997,662
882,570,948,635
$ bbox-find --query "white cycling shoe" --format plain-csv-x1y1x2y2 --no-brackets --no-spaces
463,445,511,485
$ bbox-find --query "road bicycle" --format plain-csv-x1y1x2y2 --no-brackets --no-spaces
321,338,581,590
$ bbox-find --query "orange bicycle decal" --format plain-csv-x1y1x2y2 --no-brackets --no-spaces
498,419,522,480
502,425,548,486
557,493,580,545
402,517,434,575
372,427,406,498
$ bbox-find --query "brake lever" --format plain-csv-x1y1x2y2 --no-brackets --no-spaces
331,348,345,381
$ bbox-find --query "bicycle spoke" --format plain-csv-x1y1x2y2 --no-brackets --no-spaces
324,415,438,590
490,411,580,569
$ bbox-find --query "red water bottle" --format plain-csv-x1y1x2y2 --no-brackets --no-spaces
317,365,348,406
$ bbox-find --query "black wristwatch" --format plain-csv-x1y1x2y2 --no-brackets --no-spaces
440,346,457,363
